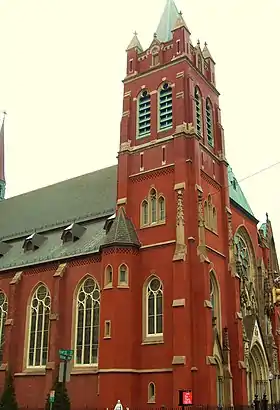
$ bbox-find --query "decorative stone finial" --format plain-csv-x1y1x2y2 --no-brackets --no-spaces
153,32,157,39
204,41,208,46
133,31,138,36
197,39,200,46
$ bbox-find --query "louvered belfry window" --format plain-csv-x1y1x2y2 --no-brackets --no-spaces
159,83,172,130
138,90,151,137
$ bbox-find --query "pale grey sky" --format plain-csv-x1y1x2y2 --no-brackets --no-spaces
0,0,279,253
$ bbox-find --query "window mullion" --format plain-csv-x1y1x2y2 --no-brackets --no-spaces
82,298,86,365
40,305,46,366
154,293,157,334
89,296,94,365
32,305,39,367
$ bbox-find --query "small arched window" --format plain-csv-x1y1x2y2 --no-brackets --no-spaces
158,196,165,222
75,277,100,366
210,272,221,335
0,292,8,363
28,284,51,367
146,277,163,336
204,201,208,227
138,90,151,138
150,189,157,223
148,382,156,403
159,83,172,131
194,87,202,136
104,265,113,287
212,207,217,232
206,98,214,147
141,200,149,226
118,264,128,286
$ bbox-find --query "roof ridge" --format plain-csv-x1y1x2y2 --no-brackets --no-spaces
4,164,117,201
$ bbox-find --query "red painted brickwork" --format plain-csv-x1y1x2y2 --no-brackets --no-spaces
0,19,278,410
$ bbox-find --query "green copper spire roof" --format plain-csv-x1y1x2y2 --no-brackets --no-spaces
156,0,181,42
228,166,254,218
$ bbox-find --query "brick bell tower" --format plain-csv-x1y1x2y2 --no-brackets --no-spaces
116,0,232,406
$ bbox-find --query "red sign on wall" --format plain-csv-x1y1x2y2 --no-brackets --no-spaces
182,390,192,405
178,389,193,406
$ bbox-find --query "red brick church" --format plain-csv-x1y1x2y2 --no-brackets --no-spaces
0,0,280,408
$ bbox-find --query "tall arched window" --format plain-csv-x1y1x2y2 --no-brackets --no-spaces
28,284,51,368
0,292,7,363
159,83,173,130
234,235,250,278
210,272,221,335
206,98,214,147
150,189,157,223
158,196,166,222
141,200,149,226
148,382,156,403
195,87,202,136
75,277,100,366
138,90,151,138
146,277,163,336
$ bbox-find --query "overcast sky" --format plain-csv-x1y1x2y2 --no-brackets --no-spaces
0,0,279,254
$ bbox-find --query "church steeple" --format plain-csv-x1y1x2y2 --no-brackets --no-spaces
0,112,6,201
155,0,182,42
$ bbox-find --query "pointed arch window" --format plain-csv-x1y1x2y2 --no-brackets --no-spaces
0,292,7,363
206,98,214,147
75,277,100,366
150,189,157,223
104,265,113,288
138,90,151,138
195,87,202,136
159,83,172,131
118,264,129,286
141,200,149,226
158,196,166,222
148,382,156,403
28,285,51,368
210,272,221,335
146,277,163,336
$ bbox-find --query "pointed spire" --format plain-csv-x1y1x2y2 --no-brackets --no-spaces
0,111,6,201
202,42,215,63
172,10,190,32
126,31,143,53
156,0,182,42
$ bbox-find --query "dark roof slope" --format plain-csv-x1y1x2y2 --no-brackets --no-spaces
0,162,256,271
102,207,140,249
0,165,117,241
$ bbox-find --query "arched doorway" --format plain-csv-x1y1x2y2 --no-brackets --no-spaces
247,342,270,403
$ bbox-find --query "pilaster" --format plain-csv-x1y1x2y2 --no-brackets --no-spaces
2,271,23,371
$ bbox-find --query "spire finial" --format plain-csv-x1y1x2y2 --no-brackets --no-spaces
197,39,200,46
133,31,138,36
204,41,208,47
153,32,157,39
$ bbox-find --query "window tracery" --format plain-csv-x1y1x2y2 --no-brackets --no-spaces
27,284,50,368
75,277,100,366
140,188,166,227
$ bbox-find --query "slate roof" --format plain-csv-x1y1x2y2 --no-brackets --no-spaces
0,163,254,271
101,207,140,249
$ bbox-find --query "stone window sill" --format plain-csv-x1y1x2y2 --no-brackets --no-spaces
142,336,164,345
140,221,166,230
117,284,129,289
103,284,113,290
71,366,98,375
15,368,46,377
